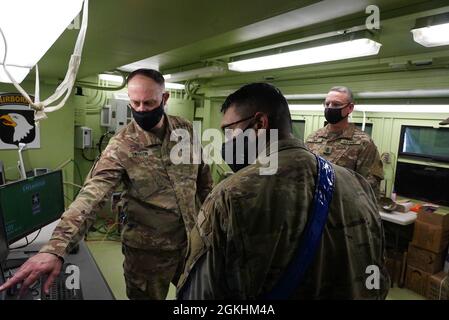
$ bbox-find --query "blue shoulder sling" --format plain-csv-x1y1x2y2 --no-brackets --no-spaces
260,155,335,299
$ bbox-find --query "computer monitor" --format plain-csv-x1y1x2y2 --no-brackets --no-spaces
0,170,65,244
399,125,449,163
395,161,449,206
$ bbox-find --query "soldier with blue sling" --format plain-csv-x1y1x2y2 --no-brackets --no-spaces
177,83,390,300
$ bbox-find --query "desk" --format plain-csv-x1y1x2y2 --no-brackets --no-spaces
63,240,115,300
379,211,417,226
4,222,115,300
380,210,416,251
379,211,417,288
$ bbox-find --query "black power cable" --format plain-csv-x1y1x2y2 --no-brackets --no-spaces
9,229,42,250
98,131,114,155
82,147,96,162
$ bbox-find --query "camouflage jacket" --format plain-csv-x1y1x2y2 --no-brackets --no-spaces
40,115,213,257
177,138,389,299
305,124,384,196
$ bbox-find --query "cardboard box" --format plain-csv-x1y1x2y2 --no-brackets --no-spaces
417,210,449,229
405,265,432,297
427,271,449,300
407,243,445,274
412,220,449,253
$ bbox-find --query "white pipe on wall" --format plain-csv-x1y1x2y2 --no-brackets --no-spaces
285,89,449,100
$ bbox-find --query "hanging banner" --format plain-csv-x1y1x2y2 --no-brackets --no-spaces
0,93,40,149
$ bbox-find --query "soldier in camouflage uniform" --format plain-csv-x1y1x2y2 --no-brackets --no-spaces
177,83,389,299
305,86,384,197
0,69,212,300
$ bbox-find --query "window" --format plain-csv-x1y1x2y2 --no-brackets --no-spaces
292,120,305,141
323,121,373,136
354,123,373,137
399,126,449,163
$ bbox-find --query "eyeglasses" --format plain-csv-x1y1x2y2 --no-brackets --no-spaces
221,114,255,131
323,101,352,109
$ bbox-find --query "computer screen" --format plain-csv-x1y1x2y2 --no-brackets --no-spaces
395,161,449,206
0,170,65,244
399,126,449,163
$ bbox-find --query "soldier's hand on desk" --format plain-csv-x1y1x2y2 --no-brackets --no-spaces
0,253,62,297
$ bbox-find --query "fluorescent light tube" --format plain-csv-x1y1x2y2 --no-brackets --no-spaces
165,82,185,90
0,0,84,83
289,105,324,112
162,65,226,82
99,74,124,83
228,38,382,72
411,23,449,47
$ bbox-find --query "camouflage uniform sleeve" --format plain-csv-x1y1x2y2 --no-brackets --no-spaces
352,172,391,298
39,140,125,258
210,161,233,186
178,189,242,299
196,160,213,203
356,140,384,197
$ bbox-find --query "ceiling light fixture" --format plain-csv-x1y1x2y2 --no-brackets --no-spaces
165,82,185,90
228,31,382,72
99,73,124,83
229,38,381,72
411,13,449,47
163,64,227,82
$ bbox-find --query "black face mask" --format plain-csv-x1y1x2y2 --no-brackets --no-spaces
131,100,164,131
324,106,349,124
221,123,258,173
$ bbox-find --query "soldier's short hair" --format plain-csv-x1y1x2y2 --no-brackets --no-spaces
221,82,292,134
126,69,165,86
329,86,354,103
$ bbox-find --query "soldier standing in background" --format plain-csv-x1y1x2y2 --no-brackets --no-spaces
0,69,213,300
306,86,384,197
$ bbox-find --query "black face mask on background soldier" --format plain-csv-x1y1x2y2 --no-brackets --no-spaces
324,105,350,124
131,99,164,131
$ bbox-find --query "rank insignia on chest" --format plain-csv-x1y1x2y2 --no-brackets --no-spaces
323,146,333,155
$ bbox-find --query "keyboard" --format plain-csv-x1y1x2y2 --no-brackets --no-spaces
40,264,83,300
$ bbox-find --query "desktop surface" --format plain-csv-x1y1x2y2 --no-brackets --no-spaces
2,241,114,300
